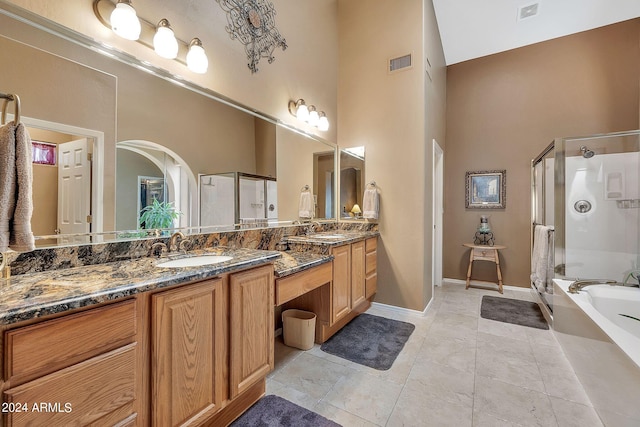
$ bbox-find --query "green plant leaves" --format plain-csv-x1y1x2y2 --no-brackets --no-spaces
139,199,182,230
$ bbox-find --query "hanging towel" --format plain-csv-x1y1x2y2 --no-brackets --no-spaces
0,122,16,252
363,187,379,219
530,225,551,293
299,190,313,219
0,122,35,252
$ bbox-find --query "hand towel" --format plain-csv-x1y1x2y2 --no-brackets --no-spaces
0,122,16,252
10,122,35,251
530,225,551,292
363,187,379,219
299,190,313,218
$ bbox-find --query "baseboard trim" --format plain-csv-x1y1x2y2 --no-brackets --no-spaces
442,278,530,293
370,298,433,318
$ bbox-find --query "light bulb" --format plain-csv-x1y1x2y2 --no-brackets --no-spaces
296,102,309,121
153,19,179,59
187,38,209,73
110,1,141,41
307,106,319,127
317,112,329,131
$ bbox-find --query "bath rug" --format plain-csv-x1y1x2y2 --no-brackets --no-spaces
481,296,549,330
320,313,415,370
230,394,341,427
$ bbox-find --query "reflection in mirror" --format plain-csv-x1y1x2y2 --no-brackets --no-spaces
0,7,336,248
339,147,365,219
277,126,336,220
116,141,196,232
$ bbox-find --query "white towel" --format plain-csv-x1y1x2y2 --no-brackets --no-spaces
0,122,35,252
531,225,551,293
299,190,313,219
363,187,379,219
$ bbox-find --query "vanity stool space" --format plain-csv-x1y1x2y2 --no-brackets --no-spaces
281,234,378,343
463,243,506,294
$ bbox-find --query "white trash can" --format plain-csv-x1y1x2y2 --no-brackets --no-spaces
282,309,316,350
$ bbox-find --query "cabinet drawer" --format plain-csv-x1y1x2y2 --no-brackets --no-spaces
365,237,377,252
4,344,136,426
275,262,332,305
365,251,377,275
5,299,137,383
472,248,498,262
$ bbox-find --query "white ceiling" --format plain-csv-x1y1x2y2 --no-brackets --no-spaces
432,0,640,65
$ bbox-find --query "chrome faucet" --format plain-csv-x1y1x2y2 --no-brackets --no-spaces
568,279,618,294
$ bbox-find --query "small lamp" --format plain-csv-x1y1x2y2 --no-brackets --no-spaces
350,204,362,218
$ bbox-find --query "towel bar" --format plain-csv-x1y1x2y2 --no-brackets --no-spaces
1,92,21,125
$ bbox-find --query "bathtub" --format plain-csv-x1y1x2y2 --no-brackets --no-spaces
554,279,640,425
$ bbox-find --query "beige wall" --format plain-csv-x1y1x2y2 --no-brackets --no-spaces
5,0,339,143
338,0,446,311
255,118,277,178
444,19,640,287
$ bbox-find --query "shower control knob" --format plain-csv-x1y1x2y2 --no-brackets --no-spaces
574,200,592,213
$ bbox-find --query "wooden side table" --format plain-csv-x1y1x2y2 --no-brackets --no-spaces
463,243,506,294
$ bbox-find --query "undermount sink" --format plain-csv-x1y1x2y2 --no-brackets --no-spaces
156,255,233,268
311,234,346,239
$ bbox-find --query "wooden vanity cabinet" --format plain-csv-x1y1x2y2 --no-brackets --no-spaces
151,278,224,426
330,244,352,323
2,300,138,426
365,237,378,298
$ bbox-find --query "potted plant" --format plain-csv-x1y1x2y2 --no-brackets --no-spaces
139,199,182,231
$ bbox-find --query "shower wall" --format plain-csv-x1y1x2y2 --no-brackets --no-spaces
564,148,640,281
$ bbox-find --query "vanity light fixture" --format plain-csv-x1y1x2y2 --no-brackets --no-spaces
288,99,330,132
93,0,208,74
186,38,209,74
110,0,141,40
317,112,329,131
153,19,179,59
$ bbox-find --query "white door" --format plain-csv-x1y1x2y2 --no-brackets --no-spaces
432,140,444,288
58,138,91,235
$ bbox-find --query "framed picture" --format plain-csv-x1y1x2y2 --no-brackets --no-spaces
465,170,506,209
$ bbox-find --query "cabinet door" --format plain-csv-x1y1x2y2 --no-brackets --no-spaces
365,237,378,298
229,265,274,399
152,279,224,427
351,240,366,308
331,244,351,323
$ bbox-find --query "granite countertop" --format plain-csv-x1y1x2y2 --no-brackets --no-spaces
273,251,333,278
0,247,281,326
285,230,379,255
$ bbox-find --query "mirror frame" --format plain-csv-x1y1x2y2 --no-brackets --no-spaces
0,1,340,247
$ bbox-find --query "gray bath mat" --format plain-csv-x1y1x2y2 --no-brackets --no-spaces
320,313,415,370
230,395,340,427
481,296,549,330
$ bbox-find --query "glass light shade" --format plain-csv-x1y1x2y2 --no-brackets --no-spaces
317,113,329,131
307,108,319,127
187,40,208,73
296,103,309,121
153,24,179,59
110,2,141,41
351,204,362,214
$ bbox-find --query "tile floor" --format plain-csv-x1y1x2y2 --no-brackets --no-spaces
266,282,605,427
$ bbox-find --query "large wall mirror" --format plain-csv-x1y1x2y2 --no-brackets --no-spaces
0,7,337,248
339,147,365,219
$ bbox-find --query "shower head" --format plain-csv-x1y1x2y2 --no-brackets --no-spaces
580,145,595,158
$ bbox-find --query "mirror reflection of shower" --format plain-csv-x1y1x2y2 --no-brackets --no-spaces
580,145,595,158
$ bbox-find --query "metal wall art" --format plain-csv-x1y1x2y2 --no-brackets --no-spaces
216,0,287,73
465,170,507,209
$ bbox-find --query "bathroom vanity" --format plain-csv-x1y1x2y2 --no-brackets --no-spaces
0,248,278,426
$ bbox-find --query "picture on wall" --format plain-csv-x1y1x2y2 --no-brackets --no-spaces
465,170,506,209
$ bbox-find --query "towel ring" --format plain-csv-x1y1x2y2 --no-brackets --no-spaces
1,93,20,125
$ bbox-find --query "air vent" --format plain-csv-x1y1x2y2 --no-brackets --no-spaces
518,3,539,21
389,54,412,73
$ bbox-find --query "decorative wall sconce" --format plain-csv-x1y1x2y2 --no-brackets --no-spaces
93,0,209,74
288,99,330,132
